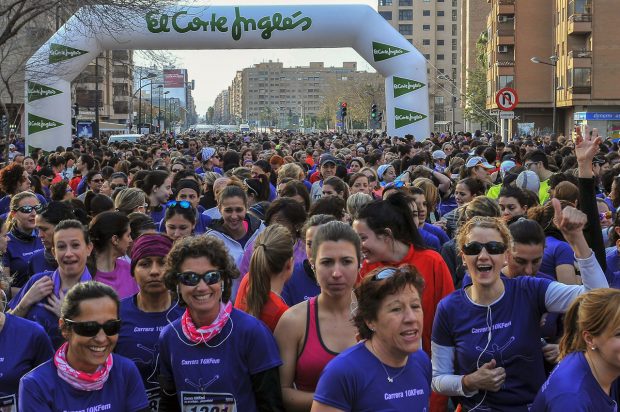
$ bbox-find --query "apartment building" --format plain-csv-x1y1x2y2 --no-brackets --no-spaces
225,61,383,128
213,89,231,124
486,0,620,137
378,0,463,132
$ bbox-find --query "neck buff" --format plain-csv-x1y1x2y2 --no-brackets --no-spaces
181,301,232,344
54,342,113,391
11,226,36,242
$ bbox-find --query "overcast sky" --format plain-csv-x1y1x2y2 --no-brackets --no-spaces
138,0,378,116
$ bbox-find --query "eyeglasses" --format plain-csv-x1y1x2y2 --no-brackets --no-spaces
91,178,104,183
600,211,612,220
524,162,536,169
177,270,222,287
13,204,44,214
462,241,507,256
371,267,398,282
63,319,121,337
110,184,126,190
166,200,192,209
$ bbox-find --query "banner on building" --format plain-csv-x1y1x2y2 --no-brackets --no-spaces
164,69,186,88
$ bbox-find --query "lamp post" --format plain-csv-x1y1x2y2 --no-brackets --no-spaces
437,74,457,133
156,85,163,132
94,57,100,139
530,55,559,136
138,72,157,133
163,91,170,132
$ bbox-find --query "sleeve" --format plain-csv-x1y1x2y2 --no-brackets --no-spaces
578,177,606,272
239,241,255,276
250,367,285,412
545,252,609,313
123,359,150,412
244,319,283,374
313,359,354,411
440,243,458,289
18,373,52,411
157,332,180,412
435,255,455,300
33,326,54,365
7,275,37,310
553,241,576,267
542,394,592,412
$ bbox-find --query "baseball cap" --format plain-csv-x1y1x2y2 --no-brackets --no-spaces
320,155,337,167
377,164,391,180
175,139,184,145
201,147,216,162
8,144,15,149
516,170,540,193
432,150,447,160
465,156,494,169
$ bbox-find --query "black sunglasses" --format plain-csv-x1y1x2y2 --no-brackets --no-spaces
166,200,192,209
462,241,507,256
177,270,222,287
64,319,121,337
14,204,44,214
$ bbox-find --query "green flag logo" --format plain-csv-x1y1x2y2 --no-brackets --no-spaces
373,42,409,62
28,81,62,102
393,77,425,98
395,108,427,129
28,113,63,135
49,43,88,63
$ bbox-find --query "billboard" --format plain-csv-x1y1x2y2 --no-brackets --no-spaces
164,69,186,88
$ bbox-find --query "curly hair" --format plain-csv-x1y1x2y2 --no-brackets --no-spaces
50,180,71,201
164,235,240,304
456,216,512,253
0,163,26,195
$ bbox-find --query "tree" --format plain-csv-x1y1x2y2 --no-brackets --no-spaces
206,106,214,124
463,31,491,126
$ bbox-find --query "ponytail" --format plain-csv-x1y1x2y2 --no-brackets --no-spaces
246,225,293,318
558,294,585,360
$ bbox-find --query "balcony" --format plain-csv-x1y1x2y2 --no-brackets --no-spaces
496,60,515,67
569,85,591,95
568,14,592,34
497,21,515,45
498,0,515,15
568,50,592,68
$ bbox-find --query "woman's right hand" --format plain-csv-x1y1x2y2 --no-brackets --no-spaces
463,359,506,393
22,276,54,307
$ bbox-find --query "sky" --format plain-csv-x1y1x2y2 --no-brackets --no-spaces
140,0,378,117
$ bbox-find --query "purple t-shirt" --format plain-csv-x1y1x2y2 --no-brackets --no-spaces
314,342,431,411
422,223,450,245
0,314,53,408
4,231,44,288
18,354,148,411
419,228,441,251
531,351,618,411
95,258,139,300
282,260,320,307
539,236,575,280
432,276,552,411
157,308,282,412
116,295,184,401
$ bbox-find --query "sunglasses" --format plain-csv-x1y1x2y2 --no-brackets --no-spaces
371,267,398,282
600,211,612,220
167,200,192,209
91,178,104,183
462,241,507,256
64,319,121,337
177,270,222,287
13,204,44,214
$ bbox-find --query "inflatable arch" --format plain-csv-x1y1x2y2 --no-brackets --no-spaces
25,4,429,151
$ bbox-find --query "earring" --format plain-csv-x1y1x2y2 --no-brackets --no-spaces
592,347,596,351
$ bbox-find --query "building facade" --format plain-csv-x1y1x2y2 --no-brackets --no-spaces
378,0,463,132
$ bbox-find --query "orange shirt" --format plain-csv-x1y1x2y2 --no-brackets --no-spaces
358,244,454,355
234,274,289,332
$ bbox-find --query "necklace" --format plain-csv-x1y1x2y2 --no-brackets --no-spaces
370,339,407,383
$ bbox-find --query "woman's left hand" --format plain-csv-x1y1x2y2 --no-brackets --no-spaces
542,343,559,364
43,290,65,318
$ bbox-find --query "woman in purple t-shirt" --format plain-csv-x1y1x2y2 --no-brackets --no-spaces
89,211,138,299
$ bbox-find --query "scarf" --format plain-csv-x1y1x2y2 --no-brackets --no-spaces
181,301,232,344
54,342,113,391
11,227,36,242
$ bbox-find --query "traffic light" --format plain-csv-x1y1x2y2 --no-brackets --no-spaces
74,103,79,117
371,104,378,119
341,102,347,118
378,110,383,122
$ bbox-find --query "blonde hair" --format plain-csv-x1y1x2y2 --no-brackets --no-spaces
360,167,379,190
114,188,147,215
456,216,512,252
346,192,373,220
277,163,304,184
457,195,501,227
412,177,439,212
559,289,620,360
8,191,38,231
246,224,293,318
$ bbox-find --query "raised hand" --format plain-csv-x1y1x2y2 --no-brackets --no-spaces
574,125,601,165
551,197,590,258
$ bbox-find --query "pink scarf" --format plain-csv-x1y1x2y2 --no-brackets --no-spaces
54,342,113,391
181,302,232,344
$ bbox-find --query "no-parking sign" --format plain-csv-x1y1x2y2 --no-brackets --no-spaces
496,87,519,111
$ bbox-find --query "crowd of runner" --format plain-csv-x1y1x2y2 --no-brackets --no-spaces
1,126,620,411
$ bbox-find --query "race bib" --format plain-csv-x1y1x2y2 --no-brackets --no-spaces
146,387,160,412
0,394,16,412
181,391,236,412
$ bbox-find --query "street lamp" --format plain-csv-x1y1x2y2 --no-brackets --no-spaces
156,85,163,132
138,72,157,133
437,74,457,133
530,55,559,136
163,91,170,132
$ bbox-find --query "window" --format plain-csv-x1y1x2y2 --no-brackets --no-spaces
452,0,457,6
438,25,445,31
423,39,431,45
424,53,431,60
570,68,591,87
437,39,445,46
399,9,413,20
497,75,515,89
398,0,412,5
423,24,431,31
452,53,457,65
434,96,445,121
452,38,457,50
423,10,431,16
452,9,457,21
379,11,392,20
437,11,445,16
437,54,445,60
452,24,457,36
399,24,413,35
379,0,393,5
